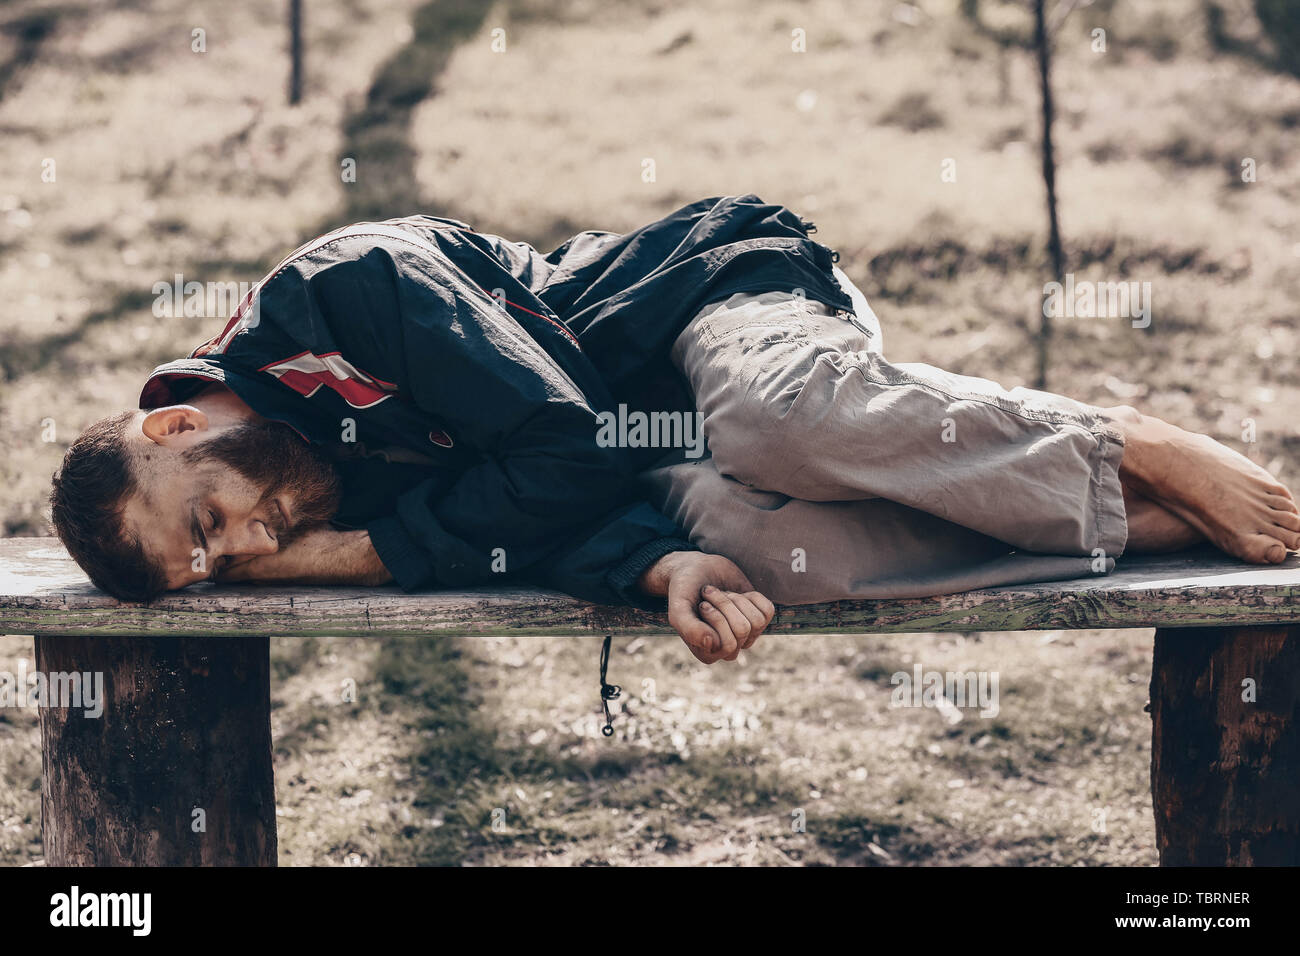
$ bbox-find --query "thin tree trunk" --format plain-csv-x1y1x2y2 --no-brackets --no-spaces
36,635,277,866
1150,626,1300,865
289,0,303,105
1033,0,1064,389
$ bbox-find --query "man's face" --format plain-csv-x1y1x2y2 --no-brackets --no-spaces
122,416,342,590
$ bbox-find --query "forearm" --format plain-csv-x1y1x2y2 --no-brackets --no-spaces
219,528,394,587
310,529,394,586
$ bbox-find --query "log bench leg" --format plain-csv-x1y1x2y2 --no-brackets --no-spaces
1150,625,1300,866
34,635,277,866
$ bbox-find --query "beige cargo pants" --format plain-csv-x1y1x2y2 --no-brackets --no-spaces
639,266,1129,604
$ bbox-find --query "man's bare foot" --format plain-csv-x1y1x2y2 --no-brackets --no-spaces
1104,405,1300,564
1122,486,1203,553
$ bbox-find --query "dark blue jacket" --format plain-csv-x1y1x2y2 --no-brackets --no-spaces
140,194,855,607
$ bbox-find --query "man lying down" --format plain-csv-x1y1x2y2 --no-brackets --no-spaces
50,194,1300,665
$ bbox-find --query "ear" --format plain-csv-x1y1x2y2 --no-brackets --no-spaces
140,405,210,445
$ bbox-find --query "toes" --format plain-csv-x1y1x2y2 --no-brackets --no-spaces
1264,480,1296,502
1272,508,1300,533
1263,540,1288,563
1270,524,1300,552
1239,533,1288,564
1269,494,1300,515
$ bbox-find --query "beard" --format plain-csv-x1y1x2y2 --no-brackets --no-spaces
182,420,342,544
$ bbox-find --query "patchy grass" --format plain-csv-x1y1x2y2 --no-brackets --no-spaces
1,0,1297,864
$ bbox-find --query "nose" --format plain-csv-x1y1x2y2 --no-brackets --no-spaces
228,518,280,557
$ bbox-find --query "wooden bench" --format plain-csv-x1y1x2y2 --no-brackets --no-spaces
2,536,1298,867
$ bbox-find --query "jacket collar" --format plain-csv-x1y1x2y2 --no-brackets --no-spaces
140,357,323,443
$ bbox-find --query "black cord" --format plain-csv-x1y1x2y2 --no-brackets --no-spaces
599,634,621,737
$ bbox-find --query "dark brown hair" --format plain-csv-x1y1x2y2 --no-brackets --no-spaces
49,410,168,602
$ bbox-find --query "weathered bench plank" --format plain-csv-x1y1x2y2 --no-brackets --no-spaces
2,537,1299,636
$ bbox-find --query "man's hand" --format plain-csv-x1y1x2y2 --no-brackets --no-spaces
215,527,394,586
638,551,776,664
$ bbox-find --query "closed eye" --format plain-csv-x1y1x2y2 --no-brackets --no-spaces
203,508,224,581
